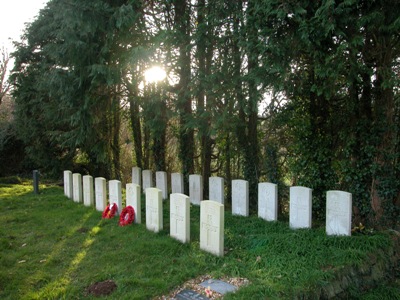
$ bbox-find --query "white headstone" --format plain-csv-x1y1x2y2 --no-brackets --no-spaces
126,183,141,223
156,171,168,200
132,167,142,187
109,180,122,215
170,193,190,243
200,200,224,257
258,182,278,221
145,188,163,233
189,174,203,205
83,175,94,207
63,170,73,199
289,186,312,229
326,190,352,236
72,173,83,203
232,179,249,216
209,176,224,204
171,172,184,194
95,177,107,212
142,170,153,192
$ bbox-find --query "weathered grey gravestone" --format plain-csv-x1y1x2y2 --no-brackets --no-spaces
189,174,203,205
258,182,278,222
232,179,249,216
132,166,141,187
171,172,184,194
142,170,153,192
170,193,190,243
209,176,224,204
33,170,39,194
326,190,352,236
289,186,312,229
156,171,168,200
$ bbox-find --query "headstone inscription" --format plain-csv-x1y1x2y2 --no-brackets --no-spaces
83,175,94,207
132,166,142,187
170,193,190,243
109,180,122,215
326,190,352,236
200,200,224,257
142,169,153,192
189,174,203,205
171,172,184,194
64,170,73,199
126,183,141,223
289,186,312,229
95,177,107,212
72,173,83,203
232,179,249,216
209,176,224,204
145,188,163,233
258,182,278,221
156,171,168,200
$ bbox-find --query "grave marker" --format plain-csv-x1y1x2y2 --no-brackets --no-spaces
170,193,190,243
72,173,83,203
258,182,278,221
156,171,168,200
32,170,40,194
171,172,184,194
83,175,94,207
326,190,352,236
189,174,203,205
142,170,153,192
145,188,163,233
63,170,73,199
209,176,224,204
232,179,249,216
200,200,224,257
109,180,122,215
126,183,141,223
132,167,141,187
289,186,312,229
95,177,107,212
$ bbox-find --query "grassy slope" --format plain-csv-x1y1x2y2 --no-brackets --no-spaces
0,182,399,299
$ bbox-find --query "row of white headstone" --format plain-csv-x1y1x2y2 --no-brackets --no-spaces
63,170,224,256
131,167,352,237
63,169,353,256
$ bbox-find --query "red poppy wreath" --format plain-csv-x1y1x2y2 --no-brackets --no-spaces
119,206,135,226
102,203,118,219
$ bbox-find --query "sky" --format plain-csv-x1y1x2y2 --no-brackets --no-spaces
1,0,49,51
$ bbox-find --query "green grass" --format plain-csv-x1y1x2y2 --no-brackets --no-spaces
0,182,399,299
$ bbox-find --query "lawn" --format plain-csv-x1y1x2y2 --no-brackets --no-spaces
0,181,399,299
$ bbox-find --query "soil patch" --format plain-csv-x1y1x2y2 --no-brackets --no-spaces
86,279,117,297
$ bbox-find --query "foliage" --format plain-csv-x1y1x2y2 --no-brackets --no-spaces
9,0,400,225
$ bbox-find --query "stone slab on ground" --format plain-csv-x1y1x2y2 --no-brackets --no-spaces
175,289,209,300
199,279,237,294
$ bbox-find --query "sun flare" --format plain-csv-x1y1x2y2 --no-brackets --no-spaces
144,66,166,83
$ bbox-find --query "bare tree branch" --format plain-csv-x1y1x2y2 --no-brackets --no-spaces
0,47,11,106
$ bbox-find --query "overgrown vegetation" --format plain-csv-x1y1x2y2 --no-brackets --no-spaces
1,183,398,299
3,0,398,228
